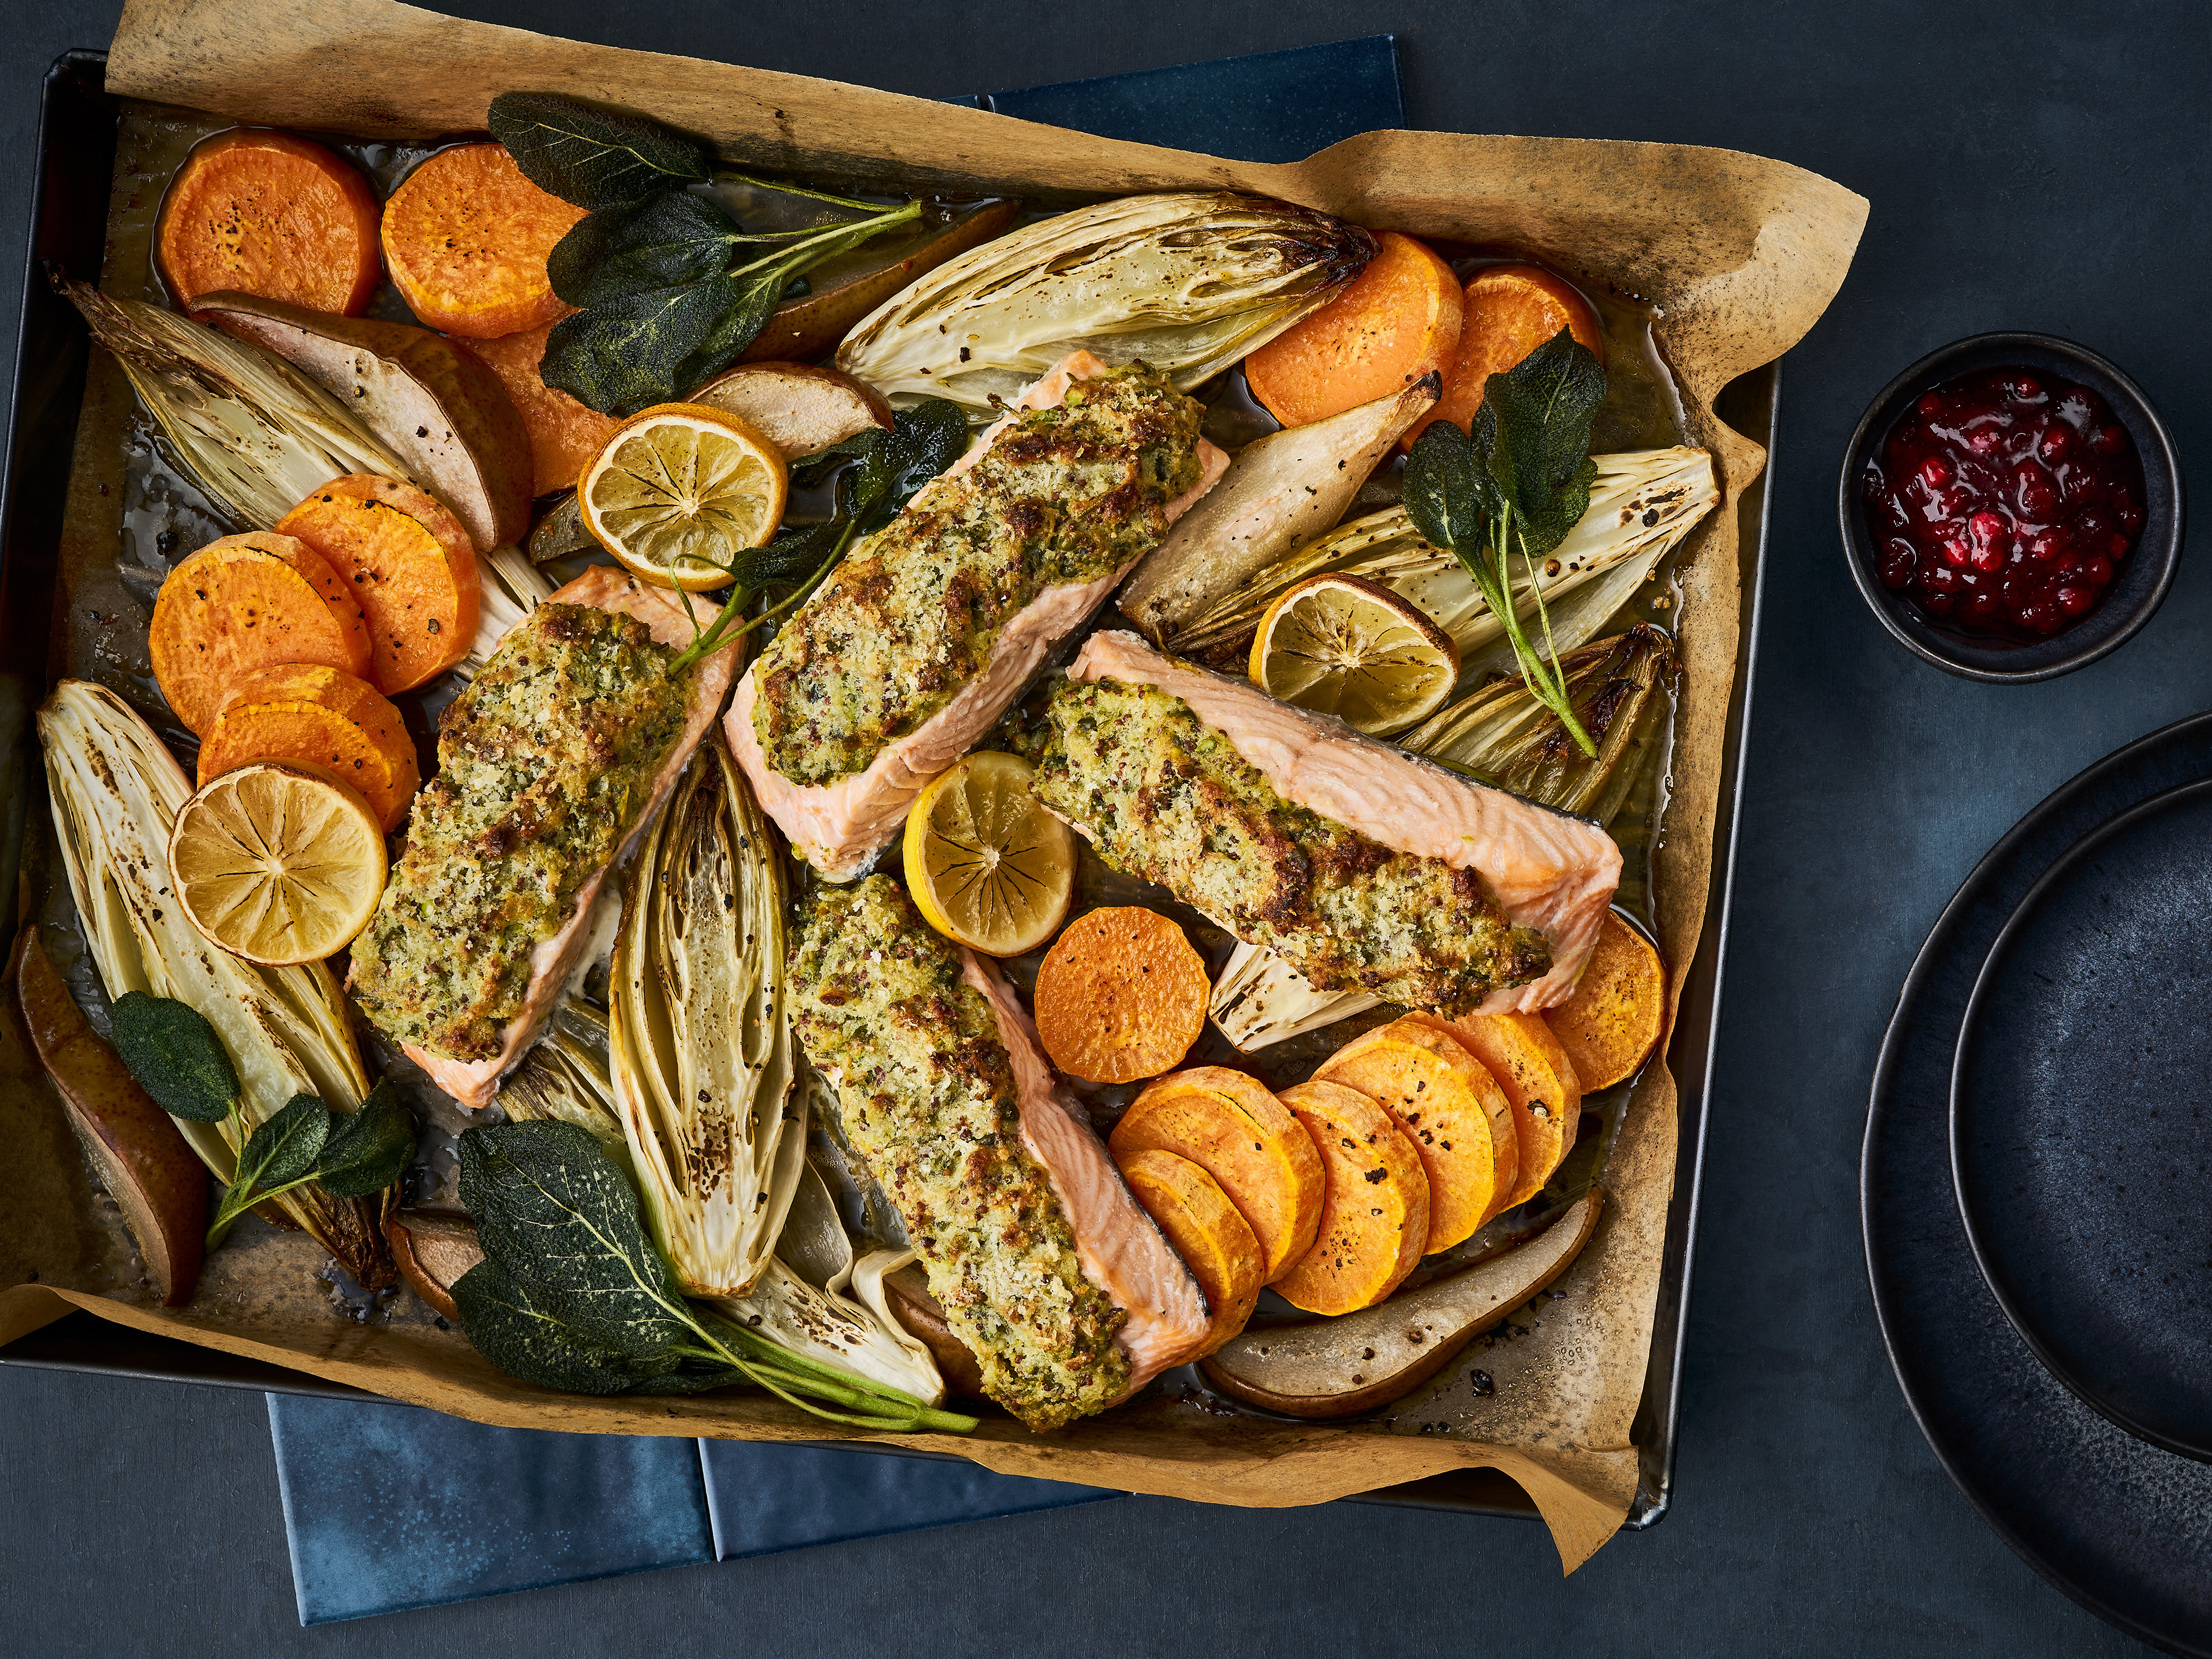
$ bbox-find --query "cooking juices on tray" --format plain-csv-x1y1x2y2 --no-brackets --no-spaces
38,88,1715,1436
1862,367,2146,641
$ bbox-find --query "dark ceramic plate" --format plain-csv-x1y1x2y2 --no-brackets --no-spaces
1865,712,2212,1658
1952,779,2212,1462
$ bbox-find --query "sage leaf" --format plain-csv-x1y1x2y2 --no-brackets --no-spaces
855,399,969,530
314,1081,417,1199
458,1120,691,1358
488,92,709,209
540,277,736,416
236,1094,330,1192
1403,418,1499,558
108,992,237,1123
452,1259,684,1394
547,192,746,310
1481,328,1608,557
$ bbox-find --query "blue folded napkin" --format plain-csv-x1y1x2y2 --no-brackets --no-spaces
268,36,1406,1624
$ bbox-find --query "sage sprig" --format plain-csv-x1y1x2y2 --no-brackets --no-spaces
456,1120,977,1432
111,994,416,1248
667,398,969,675
1403,327,1610,757
488,92,922,416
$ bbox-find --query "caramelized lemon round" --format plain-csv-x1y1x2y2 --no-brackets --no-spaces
167,763,388,966
903,752,1076,957
581,403,787,591
1250,572,1459,735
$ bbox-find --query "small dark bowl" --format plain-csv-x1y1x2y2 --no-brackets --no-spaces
1838,332,2184,682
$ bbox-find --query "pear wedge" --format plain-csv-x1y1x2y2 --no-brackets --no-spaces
1117,373,1439,643
12,927,207,1305
386,1211,485,1322
190,291,532,551
1199,1189,1601,1418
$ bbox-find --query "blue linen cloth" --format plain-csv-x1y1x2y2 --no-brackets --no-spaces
267,36,1406,1624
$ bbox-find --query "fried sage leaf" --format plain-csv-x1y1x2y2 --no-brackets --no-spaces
108,993,238,1124
452,1260,688,1393
547,191,749,309
314,1081,418,1200
458,1120,692,1359
488,92,710,209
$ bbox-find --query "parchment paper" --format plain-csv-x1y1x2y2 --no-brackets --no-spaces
0,0,1866,1574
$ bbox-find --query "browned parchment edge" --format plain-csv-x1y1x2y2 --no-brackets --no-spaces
0,0,1865,1575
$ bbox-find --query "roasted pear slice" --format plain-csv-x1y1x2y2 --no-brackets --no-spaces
1199,1189,1602,1418
12,926,208,1305
385,1211,486,1322
741,199,1021,364
691,362,893,460
880,1261,988,1400
190,291,533,550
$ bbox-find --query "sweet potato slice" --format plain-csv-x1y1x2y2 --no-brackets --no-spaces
1033,906,1211,1084
456,321,617,497
1243,230,1463,429
1410,263,1606,449
1417,1009,1584,1211
1316,1016,1516,1249
381,143,585,338
1272,1079,1428,1316
197,662,420,832
1110,1065,1324,1283
149,531,371,735
276,476,481,693
156,128,380,315
1117,1148,1263,1356
1543,914,1667,1092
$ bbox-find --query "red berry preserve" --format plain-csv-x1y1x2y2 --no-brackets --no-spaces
1860,368,2145,640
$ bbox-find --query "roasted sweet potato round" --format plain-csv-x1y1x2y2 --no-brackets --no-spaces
1542,914,1667,1092
1117,1148,1263,1357
276,475,481,694
149,532,371,735
457,320,617,498
1244,231,1462,429
380,143,583,338
1316,1015,1516,1249
1419,1009,1583,1211
197,662,420,832
1033,906,1210,1084
1112,1066,1324,1283
1272,1079,1428,1316
156,128,381,315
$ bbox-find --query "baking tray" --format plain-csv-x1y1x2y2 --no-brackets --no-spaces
0,47,1778,1532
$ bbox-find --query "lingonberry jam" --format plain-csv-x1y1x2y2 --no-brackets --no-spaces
1861,368,2146,640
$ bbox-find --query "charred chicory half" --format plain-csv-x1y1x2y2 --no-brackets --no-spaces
835,191,1375,411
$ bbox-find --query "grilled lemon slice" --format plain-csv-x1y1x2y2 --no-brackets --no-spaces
581,403,787,591
167,763,388,966
1250,572,1459,735
904,752,1076,957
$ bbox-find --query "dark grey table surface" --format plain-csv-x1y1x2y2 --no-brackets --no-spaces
2,2,2204,1653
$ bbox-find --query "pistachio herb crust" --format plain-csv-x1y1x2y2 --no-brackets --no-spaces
1034,677,1552,1014
789,875,1131,1430
753,365,1206,787
350,602,691,1062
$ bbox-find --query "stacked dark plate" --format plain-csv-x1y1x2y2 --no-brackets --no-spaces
1856,339,2212,1658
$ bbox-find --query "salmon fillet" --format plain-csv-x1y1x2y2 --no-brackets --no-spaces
789,875,1207,1430
1056,632,1621,1014
728,351,1227,881
354,567,736,1109
962,951,1211,1394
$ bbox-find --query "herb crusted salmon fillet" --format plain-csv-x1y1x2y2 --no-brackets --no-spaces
348,567,737,1108
1034,632,1623,1016
727,352,1227,880
790,874,1209,1431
